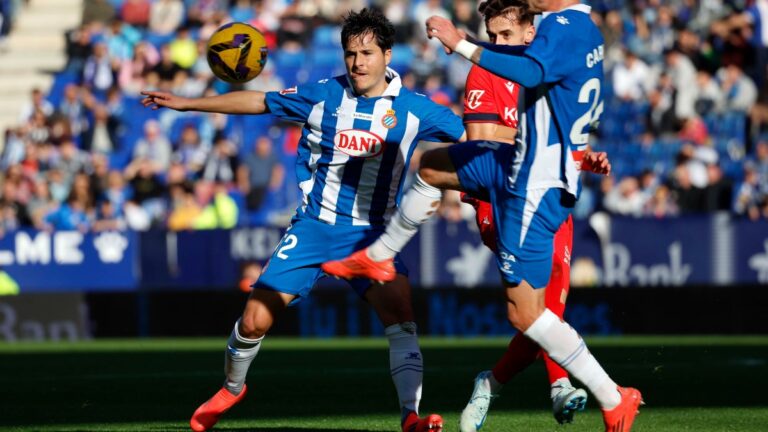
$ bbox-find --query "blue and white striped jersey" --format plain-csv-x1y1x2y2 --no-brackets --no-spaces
498,4,605,199
264,68,465,226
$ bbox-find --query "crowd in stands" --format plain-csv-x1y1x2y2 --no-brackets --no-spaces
1,0,767,235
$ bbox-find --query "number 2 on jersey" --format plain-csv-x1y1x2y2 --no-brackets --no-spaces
569,78,604,145
276,234,298,259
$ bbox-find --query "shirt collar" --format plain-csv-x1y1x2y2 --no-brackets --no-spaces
542,3,592,19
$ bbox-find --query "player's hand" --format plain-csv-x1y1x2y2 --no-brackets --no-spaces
426,16,463,53
582,150,611,175
140,90,192,111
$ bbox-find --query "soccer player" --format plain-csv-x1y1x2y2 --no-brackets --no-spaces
455,1,611,429
142,9,465,432
322,1,643,431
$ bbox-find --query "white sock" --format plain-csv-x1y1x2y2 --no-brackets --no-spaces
223,319,263,395
386,322,423,415
525,309,622,410
551,377,574,399
368,174,442,261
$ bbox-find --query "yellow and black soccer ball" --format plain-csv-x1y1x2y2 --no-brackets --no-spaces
206,22,268,83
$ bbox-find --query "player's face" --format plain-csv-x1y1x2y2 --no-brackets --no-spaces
344,33,392,97
486,14,535,46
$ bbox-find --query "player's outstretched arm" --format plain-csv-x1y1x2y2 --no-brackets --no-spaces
140,90,270,115
425,15,543,88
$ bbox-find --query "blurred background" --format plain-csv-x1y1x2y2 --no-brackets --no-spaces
0,0,766,340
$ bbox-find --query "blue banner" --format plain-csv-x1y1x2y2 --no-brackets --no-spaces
734,219,768,284
0,230,138,291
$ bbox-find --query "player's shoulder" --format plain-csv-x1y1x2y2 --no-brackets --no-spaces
540,5,596,31
291,75,346,96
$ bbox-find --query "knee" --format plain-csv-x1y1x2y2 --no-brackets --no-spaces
239,313,270,339
417,149,445,186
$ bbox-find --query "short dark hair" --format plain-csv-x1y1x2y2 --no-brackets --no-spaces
478,0,534,25
341,8,395,51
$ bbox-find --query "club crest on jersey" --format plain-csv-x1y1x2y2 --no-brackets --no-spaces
279,86,297,95
467,90,485,110
334,129,385,158
381,109,397,129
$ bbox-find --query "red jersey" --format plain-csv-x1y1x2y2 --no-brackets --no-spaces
463,64,520,129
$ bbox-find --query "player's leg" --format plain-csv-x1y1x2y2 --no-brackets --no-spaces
192,219,324,431
191,289,294,432
364,275,442,432
544,216,588,423
322,142,496,282
366,147,462,261
518,285,642,432
496,189,641,432
459,331,540,432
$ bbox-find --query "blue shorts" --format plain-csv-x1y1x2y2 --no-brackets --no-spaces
254,214,408,302
448,140,574,288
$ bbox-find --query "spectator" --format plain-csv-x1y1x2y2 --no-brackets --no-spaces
118,41,160,94
734,163,763,220
169,26,197,69
55,139,90,185
705,164,733,211
240,136,284,211
191,180,238,229
604,176,646,217
57,84,91,140
665,47,699,122
18,88,54,124
173,123,208,178
167,180,201,231
125,158,166,224
612,49,654,102
121,0,151,29
718,63,758,113
151,43,183,88
27,178,57,229
644,184,679,218
694,69,726,115
132,120,172,173
92,200,125,231
82,103,120,154
149,0,184,36
103,169,131,212
201,135,238,184
83,42,117,94
65,24,95,74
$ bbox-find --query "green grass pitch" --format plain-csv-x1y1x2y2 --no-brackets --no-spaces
1,336,767,431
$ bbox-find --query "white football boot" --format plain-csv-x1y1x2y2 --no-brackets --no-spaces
551,382,588,424
459,371,498,432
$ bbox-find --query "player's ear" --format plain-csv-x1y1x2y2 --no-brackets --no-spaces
524,25,535,44
384,48,392,65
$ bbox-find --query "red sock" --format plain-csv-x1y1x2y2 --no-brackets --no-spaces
543,216,573,385
491,333,540,384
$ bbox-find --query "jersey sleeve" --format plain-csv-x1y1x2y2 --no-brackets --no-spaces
264,81,325,123
418,102,465,143
524,16,583,83
464,65,501,124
